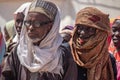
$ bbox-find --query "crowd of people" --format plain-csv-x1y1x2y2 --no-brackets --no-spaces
0,0,120,80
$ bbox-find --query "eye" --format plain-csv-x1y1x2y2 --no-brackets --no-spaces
88,27,96,32
112,27,117,32
16,19,20,23
24,20,31,27
34,21,41,27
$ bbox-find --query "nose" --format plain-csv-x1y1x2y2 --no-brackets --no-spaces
28,25,34,32
79,30,85,38
18,22,23,27
114,31,119,35
80,30,85,35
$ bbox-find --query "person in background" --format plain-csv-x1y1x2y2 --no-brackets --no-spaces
70,7,117,80
1,0,77,80
0,27,5,77
3,2,31,52
109,18,120,80
3,20,15,48
60,25,73,43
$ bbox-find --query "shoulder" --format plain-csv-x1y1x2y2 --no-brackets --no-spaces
109,53,116,62
5,20,15,27
59,42,75,65
60,42,71,58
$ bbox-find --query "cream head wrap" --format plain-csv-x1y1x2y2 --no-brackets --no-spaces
17,0,63,76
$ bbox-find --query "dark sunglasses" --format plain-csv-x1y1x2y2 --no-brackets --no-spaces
24,20,53,28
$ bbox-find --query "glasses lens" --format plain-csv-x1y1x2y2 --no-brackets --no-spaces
24,20,53,28
34,21,41,27
24,21,31,27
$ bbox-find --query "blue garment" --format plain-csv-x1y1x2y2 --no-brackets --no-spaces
0,28,5,64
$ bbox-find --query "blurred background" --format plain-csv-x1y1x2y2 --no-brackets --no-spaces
0,0,120,30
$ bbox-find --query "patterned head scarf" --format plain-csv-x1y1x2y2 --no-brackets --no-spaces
70,7,114,80
29,0,57,21
17,0,63,76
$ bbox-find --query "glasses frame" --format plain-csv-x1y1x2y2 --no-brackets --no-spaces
24,20,53,28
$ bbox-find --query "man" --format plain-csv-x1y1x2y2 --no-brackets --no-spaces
70,7,117,80
109,19,120,80
4,2,31,51
1,0,77,80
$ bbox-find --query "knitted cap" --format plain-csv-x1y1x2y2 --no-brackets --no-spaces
76,7,110,34
29,0,57,21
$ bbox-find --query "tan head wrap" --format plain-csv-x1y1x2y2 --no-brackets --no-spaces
71,7,114,80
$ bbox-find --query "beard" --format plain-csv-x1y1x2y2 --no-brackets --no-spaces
28,33,47,43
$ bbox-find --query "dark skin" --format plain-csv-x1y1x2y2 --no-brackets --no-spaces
75,24,96,45
4,13,24,41
6,13,25,52
112,19,120,50
14,12,25,35
25,12,53,45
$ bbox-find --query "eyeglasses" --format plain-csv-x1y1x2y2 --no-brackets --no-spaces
24,20,53,28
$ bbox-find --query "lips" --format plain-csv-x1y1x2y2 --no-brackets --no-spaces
77,38,85,45
113,39,119,43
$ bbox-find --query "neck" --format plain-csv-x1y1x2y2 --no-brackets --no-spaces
33,40,41,46
116,47,120,51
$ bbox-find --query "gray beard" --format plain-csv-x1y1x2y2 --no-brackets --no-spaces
28,33,47,43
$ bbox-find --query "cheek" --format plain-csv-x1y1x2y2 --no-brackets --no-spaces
37,29,48,37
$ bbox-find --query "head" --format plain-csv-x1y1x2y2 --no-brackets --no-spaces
17,0,63,74
75,24,97,45
71,7,111,67
24,0,57,44
4,20,15,42
60,25,73,43
111,19,120,48
14,2,31,36
73,7,110,46
14,12,25,35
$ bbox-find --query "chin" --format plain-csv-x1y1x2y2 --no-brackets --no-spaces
28,37,41,43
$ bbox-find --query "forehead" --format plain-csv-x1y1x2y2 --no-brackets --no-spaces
15,13,24,18
112,19,120,28
26,12,50,20
76,24,93,28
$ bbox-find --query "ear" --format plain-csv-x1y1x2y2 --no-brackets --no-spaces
48,22,53,30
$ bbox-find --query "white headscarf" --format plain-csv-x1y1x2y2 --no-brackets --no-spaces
17,8,63,75
13,2,31,43
14,2,31,15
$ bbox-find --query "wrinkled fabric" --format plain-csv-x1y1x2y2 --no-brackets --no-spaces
1,43,77,80
13,2,31,43
70,7,115,80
